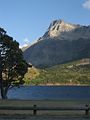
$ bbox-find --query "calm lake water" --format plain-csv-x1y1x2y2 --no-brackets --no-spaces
5,86,90,100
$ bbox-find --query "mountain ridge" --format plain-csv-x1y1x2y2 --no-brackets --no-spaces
23,19,90,68
39,19,90,41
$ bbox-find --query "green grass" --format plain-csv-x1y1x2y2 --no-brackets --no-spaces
24,59,90,85
0,100,90,116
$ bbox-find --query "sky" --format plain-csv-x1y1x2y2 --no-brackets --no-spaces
0,0,90,47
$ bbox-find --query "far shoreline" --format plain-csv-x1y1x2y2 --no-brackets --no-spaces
23,84,90,87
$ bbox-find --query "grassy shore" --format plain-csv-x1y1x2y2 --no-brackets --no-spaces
0,115,90,120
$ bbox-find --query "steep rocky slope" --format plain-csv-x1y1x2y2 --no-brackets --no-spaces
23,20,90,68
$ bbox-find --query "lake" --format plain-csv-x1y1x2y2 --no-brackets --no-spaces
5,86,90,100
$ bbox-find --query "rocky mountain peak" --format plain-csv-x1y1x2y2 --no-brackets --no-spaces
23,19,90,68
48,19,64,30
48,19,78,37
41,19,90,41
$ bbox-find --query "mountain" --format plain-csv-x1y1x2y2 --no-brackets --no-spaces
40,19,90,40
23,19,90,68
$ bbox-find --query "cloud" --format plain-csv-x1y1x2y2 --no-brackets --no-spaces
23,38,30,43
19,44,29,49
82,0,90,10
19,38,30,48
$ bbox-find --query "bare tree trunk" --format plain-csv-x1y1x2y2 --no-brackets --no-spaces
1,86,8,99
0,70,8,99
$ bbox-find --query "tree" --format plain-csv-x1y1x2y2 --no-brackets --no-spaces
0,28,28,99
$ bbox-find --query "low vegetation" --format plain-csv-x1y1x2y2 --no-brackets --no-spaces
24,59,90,85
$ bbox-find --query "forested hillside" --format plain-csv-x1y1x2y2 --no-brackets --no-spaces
24,59,90,85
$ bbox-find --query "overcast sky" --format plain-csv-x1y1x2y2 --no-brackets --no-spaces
0,0,90,47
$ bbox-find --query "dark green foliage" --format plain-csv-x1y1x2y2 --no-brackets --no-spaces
0,28,28,99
